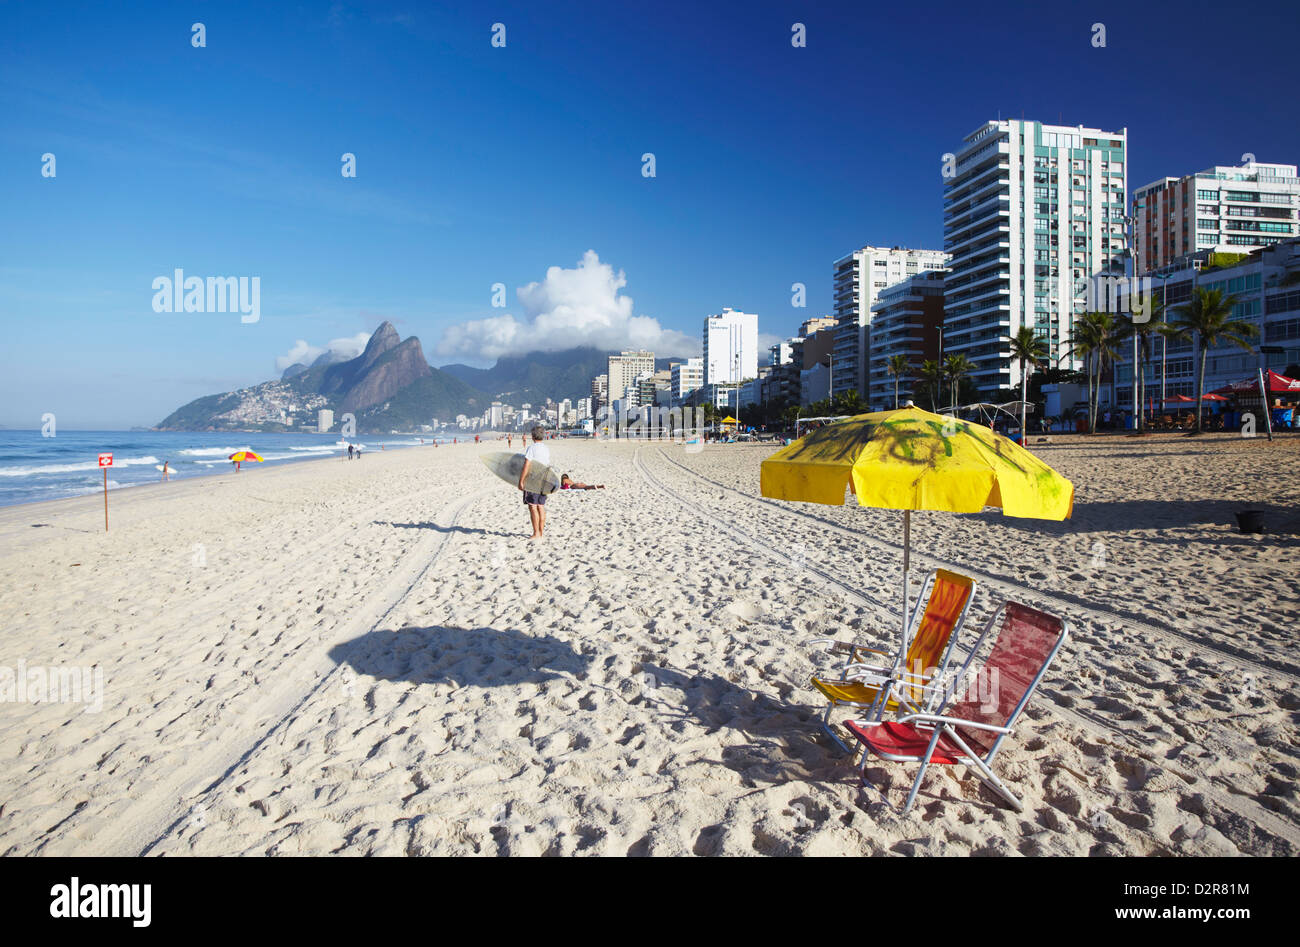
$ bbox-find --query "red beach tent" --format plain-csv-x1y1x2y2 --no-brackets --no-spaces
1212,370,1300,396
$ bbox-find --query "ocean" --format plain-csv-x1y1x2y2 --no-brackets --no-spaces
0,430,455,507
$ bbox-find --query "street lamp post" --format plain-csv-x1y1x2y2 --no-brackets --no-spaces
1126,210,1141,431
733,353,741,434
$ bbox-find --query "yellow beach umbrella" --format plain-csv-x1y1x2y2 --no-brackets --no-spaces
228,450,264,463
761,404,1073,655
722,416,739,424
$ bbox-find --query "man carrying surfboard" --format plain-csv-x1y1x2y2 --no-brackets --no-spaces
519,425,551,539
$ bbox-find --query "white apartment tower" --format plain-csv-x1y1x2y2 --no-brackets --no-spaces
832,247,947,398
607,351,655,405
671,358,704,399
317,409,334,433
702,308,759,385
1134,162,1299,272
943,119,1128,394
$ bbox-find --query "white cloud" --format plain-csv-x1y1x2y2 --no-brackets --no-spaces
434,251,699,361
275,332,370,372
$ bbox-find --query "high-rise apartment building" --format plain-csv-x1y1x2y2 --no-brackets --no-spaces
702,308,759,385
607,351,656,405
866,270,947,410
317,409,333,433
1134,163,1299,272
832,247,947,398
591,374,608,412
943,119,1128,395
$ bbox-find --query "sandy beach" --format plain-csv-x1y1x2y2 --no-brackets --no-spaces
1,435,1297,857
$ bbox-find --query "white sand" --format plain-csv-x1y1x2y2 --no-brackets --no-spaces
0,434,1297,856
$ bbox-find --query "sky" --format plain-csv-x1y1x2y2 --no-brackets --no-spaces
2,0,1299,428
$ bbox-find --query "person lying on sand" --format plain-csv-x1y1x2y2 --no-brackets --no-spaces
560,474,604,490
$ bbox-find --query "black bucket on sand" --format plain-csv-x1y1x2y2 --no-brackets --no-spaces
1236,510,1266,534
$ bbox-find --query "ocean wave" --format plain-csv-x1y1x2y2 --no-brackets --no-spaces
176,446,252,457
0,456,160,477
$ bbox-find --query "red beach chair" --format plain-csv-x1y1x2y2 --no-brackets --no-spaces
844,601,1068,814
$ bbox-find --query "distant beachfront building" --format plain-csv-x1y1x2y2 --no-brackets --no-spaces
867,269,946,410
738,367,770,411
832,248,947,400
488,401,505,429
943,119,1128,396
577,397,591,419
317,409,333,433
702,309,758,385
1133,163,1299,273
591,374,608,413
1109,237,1300,405
671,357,704,400
607,351,655,405
634,369,672,407
799,326,837,406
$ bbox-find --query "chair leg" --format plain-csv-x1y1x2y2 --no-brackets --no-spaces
901,760,931,815
821,703,852,754
901,727,947,815
965,757,1024,812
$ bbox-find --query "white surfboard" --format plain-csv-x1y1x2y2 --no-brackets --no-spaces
479,452,562,495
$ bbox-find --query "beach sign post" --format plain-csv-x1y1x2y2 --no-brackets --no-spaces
98,453,112,531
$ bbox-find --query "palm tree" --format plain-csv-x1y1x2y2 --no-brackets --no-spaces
886,355,912,409
831,389,866,417
1067,312,1121,434
943,354,976,410
919,359,944,411
1171,287,1258,433
1008,326,1050,436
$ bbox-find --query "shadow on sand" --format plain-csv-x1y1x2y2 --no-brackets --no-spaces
374,520,517,538
972,498,1300,539
641,665,842,787
329,624,593,688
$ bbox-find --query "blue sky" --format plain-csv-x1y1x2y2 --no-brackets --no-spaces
2,0,1298,427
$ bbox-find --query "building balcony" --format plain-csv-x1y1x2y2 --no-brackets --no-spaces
946,222,1011,257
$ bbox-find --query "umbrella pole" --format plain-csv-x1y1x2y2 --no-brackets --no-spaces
901,509,911,667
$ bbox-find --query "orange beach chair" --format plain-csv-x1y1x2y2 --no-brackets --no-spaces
808,569,976,752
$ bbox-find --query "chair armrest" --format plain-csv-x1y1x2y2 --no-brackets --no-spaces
898,713,1013,735
809,638,890,658
844,662,929,684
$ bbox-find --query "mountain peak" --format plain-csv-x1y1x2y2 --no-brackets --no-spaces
362,322,401,361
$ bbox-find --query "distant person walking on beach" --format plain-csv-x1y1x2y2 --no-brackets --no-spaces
161,461,170,482
518,425,551,540
507,434,512,449
560,474,604,490
355,443,363,459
